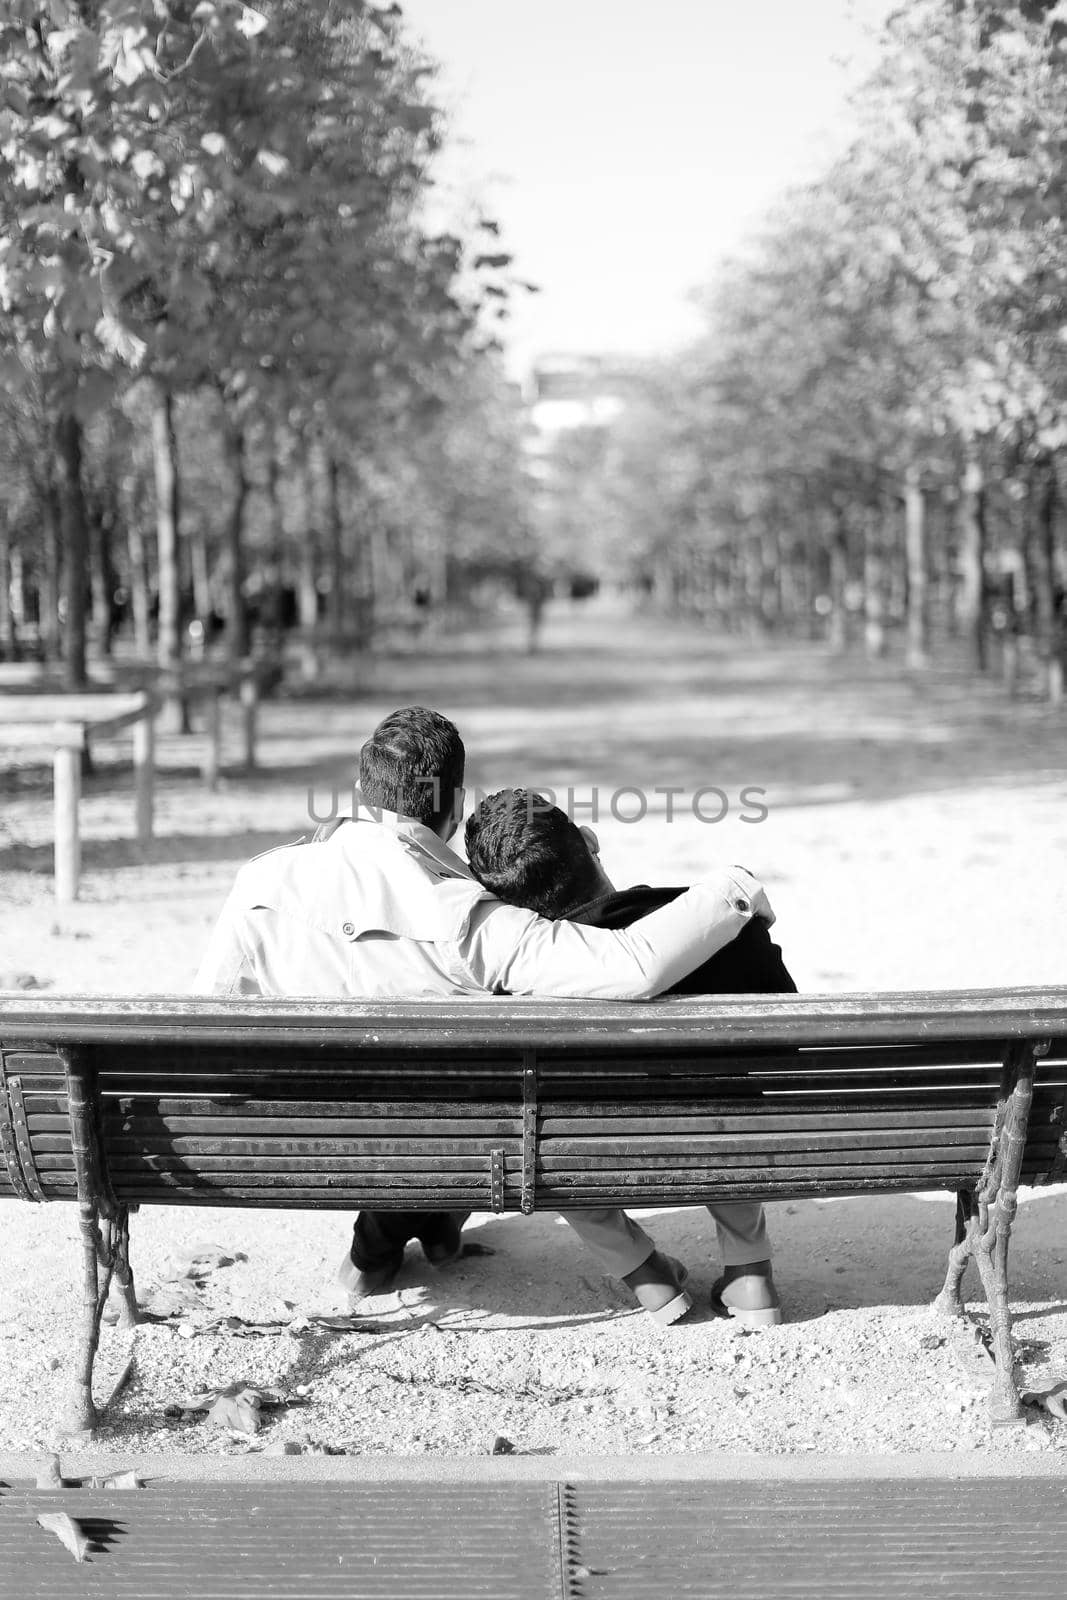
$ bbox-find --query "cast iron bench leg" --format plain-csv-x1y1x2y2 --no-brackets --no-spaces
107,1202,141,1329
932,1040,1041,1425
973,1186,1023,1425
933,1187,976,1317
973,1040,1040,1425
972,1044,1036,1425
64,1059,140,1434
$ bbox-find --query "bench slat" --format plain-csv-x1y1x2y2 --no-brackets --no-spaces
86,1094,1029,1120
92,1041,1013,1072
22,1090,1063,1130
74,1143,996,1175
1,988,1063,1047
87,1128,995,1158
105,1177,983,1206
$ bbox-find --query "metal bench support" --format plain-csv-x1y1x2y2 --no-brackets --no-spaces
932,1037,1046,1424
62,1051,141,1435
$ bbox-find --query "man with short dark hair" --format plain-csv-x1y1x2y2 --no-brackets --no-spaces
465,788,797,1325
195,708,777,1324
357,706,466,834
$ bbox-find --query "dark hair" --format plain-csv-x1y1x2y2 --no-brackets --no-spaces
359,706,465,831
464,788,601,919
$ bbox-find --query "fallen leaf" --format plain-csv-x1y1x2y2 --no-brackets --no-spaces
172,1246,243,1278
101,1470,143,1490
180,1312,390,1338
35,1455,64,1489
147,1280,205,1316
37,1512,90,1563
302,1313,391,1334
179,1382,288,1435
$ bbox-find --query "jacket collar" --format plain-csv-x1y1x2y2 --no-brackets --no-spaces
349,804,474,882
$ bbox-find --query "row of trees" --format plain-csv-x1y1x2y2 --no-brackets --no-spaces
0,1,536,686
575,0,1067,698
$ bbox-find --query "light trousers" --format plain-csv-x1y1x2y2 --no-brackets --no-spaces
560,1201,770,1279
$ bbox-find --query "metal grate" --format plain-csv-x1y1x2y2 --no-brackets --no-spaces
0,1482,564,1600
2,1477,1066,1600
566,1478,1067,1599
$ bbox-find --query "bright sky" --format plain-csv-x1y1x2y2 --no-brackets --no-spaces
398,0,894,375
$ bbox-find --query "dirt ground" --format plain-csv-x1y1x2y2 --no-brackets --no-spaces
1,602,1065,1461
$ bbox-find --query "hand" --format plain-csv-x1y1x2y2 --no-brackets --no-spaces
728,865,775,927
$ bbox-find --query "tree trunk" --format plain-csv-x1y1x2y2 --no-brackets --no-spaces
802,503,824,641
958,453,988,672
369,517,392,628
325,447,344,640
863,500,887,660
937,487,956,640
298,537,319,628
224,420,249,665
88,495,113,658
829,510,849,653
151,388,182,675
127,495,152,656
903,464,928,668
189,521,212,643
761,528,782,630
264,435,285,644
10,545,27,633
286,448,315,633
40,481,62,662
1033,458,1064,703
54,410,89,690
0,513,13,659
742,536,765,637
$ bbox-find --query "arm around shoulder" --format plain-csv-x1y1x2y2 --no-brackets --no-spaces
463,868,772,1000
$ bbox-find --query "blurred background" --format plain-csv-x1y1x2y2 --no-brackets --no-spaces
1,0,1065,689
0,1,1065,995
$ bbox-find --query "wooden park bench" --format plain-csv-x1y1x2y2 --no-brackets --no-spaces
0,989,1064,1436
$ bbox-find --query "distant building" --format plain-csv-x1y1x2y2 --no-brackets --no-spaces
520,354,645,584
524,353,644,437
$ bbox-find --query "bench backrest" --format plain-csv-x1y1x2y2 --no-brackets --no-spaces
2,992,1065,1211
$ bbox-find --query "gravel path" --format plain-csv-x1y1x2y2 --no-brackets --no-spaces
1,605,1065,1461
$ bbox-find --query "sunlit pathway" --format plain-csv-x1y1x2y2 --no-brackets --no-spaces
2,606,1066,1464
2,603,1062,994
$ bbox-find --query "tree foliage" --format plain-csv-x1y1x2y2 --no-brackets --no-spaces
573,0,1067,695
0,1,533,680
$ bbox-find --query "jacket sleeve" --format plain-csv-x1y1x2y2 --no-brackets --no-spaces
191,886,263,997
668,917,798,996
458,868,772,1000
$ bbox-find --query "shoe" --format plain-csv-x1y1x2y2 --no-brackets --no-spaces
421,1219,464,1269
621,1250,693,1327
336,1248,403,1303
710,1262,782,1328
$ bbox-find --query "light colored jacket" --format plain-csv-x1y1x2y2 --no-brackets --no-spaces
193,807,770,1001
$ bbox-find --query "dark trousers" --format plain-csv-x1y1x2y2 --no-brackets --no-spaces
350,1209,470,1269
